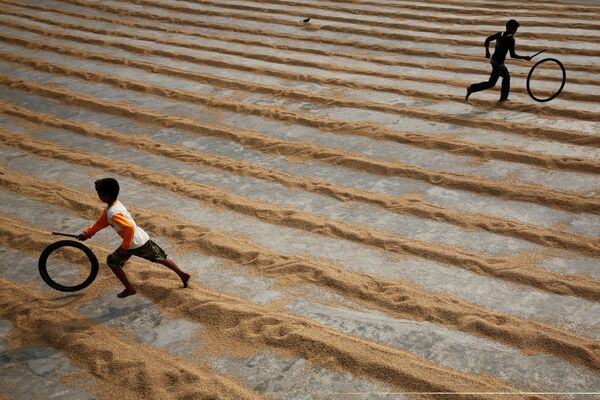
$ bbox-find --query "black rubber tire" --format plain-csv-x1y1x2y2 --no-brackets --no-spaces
38,240,99,292
527,58,566,102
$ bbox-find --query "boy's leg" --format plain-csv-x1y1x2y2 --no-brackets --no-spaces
468,65,501,97
499,67,511,101
160,258,190,288
107,250,137,298
112,267,137,298
134,240,190,288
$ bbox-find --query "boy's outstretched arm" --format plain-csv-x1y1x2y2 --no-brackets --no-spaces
78,209,108,241
509,41,532,60
484,32,500,58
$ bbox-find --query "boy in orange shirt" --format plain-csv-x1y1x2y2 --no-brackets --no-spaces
78,178,190,298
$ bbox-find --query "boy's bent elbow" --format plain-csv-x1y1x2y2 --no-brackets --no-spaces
485,33,498,45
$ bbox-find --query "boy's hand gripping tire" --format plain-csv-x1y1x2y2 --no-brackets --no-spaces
38,240,99,292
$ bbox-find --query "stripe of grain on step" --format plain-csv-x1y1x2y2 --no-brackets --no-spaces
138,0,600,46
1,191,599,377
0,32,597,171
2,24,597,123
5,131,600,301
308,0,600,14
238,0,600,22
1,74,598,216
2,101,597,256
0,279,265,400
245,0,600,25
48,0,600,73
3,10,595,105
3,50,597,151
115,0,600,41
4,1,599,88
0,220,560,399
189,0,600,50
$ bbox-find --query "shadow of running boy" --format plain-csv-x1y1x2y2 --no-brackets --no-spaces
77,178,190,298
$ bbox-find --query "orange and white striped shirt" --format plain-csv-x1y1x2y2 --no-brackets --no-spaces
83,200,150,250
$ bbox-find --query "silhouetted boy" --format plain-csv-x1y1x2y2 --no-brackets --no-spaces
466,19,531,102
78,178,190,298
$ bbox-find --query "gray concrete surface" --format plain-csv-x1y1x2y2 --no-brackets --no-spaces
2,148,600,340
1,1,599,398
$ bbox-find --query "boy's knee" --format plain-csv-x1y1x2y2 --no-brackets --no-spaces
106,253,122,269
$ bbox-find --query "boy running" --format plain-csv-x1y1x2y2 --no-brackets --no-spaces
77,178,190,298
466,19,532,102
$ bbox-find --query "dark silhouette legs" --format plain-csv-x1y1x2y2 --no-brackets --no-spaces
499,66,510,101
467,63,510,101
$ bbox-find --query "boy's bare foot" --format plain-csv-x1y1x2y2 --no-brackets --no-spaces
181,273,191,288
117,288,137,298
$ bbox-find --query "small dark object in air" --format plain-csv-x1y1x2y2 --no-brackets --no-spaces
302,17,310,23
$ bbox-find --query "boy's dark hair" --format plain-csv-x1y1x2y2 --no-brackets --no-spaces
506,19,520,32
95,178,119,201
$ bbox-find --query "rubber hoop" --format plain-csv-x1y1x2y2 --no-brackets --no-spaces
526,58,566,103
38,240,99,292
